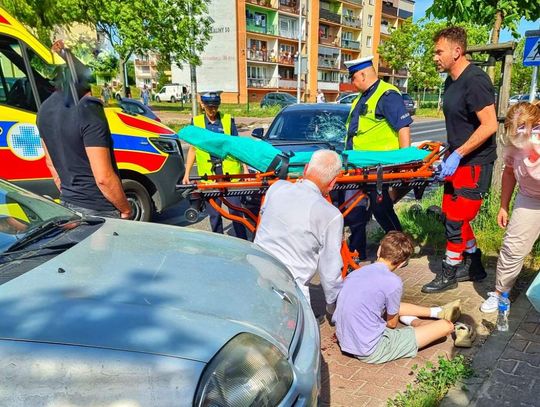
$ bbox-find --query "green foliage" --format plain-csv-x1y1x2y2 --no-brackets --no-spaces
427,0,540,40
0,0,80,45
510,38,535,94
379,20,489,92
388,355,474,407
395,187,540,264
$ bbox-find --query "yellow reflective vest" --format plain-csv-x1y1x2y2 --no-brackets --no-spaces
192,113,243,177
345,81,401,151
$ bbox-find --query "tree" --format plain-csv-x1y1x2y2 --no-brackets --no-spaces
510,38,535,94
0,0,80,45
1,0,211,94
426,0,540,44
379,19,490,93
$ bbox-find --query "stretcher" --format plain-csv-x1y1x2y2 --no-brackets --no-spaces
177,126,447,276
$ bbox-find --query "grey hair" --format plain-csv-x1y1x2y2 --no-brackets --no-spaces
305,149,342,184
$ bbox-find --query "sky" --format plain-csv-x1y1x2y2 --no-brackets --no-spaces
413,0,540,42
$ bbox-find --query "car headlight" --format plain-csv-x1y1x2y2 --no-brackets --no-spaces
194,333,293,407
150,136,180,154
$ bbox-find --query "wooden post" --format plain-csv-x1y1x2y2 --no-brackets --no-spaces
492,49,513,191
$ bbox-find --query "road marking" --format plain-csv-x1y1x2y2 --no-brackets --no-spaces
412,128,446,135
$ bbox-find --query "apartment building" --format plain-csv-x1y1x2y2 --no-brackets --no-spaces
172,0,414,103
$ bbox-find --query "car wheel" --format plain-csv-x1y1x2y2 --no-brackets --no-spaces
156,96,161,103
171,96,176,103
122,179,153,222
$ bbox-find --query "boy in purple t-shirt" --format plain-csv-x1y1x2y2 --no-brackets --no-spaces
333,232,459,364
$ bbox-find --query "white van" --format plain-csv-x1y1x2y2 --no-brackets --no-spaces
155,83,189,103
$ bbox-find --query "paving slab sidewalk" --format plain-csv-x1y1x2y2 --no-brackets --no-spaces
442,292,539,407
310,255,499,407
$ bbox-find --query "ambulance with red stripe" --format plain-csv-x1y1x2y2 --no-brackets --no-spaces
0,8,185,221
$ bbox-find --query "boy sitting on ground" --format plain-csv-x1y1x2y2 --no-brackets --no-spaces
332,231,460,364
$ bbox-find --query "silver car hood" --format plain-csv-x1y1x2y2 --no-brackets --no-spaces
0,220,300,362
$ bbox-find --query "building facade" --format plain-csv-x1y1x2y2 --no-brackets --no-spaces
172,0,414,103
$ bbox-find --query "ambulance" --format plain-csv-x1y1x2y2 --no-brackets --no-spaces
0,8,185,221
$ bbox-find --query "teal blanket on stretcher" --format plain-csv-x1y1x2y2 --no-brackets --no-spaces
178,125,430,173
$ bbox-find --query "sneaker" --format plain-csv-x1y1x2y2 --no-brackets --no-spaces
454,322,477,348
480,292,499,313
437,299,461,322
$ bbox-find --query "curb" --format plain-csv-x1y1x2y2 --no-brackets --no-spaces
440,293,532,407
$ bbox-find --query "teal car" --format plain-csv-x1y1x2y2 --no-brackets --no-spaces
0,179,320,406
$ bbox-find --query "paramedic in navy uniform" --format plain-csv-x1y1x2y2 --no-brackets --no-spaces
182,91,248,240
343,56,413,260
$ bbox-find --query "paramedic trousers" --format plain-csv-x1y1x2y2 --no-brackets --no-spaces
442,163,493,261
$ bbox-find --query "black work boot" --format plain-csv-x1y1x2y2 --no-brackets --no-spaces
457,249,487,282
421,261,459,293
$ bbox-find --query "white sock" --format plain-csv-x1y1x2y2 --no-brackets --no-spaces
399,316,419,326
430,307,442,318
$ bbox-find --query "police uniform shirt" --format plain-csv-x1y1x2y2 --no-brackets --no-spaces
347,79,413,149
190,112,239,136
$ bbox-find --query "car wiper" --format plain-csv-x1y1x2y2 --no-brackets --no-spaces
5,215,84,253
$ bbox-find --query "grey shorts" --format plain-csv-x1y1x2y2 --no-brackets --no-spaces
357,327,418,364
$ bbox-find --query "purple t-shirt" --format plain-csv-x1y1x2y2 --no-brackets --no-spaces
332,262,403,356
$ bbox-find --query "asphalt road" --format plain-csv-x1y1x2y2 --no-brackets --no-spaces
157,118,447,228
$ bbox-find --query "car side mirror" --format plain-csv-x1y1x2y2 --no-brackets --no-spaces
251,128,265,139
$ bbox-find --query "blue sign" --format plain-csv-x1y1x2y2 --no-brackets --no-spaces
523,36,540,67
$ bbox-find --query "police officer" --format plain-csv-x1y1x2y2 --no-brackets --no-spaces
182,91,248,240
343,56,413,260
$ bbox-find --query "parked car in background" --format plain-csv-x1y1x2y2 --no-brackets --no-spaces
512,93,540,104
336,91,416,116
119,98,161,122
0,179,320,406
155,83,189,103
260,92,297,108
251,103,350,152
508,94,523,106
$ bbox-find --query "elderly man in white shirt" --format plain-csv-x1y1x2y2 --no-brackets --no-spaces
254,149,344,314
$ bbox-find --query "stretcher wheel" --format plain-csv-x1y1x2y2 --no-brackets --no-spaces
184,208,199,223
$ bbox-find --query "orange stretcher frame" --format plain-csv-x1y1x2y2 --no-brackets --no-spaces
178,142,445,277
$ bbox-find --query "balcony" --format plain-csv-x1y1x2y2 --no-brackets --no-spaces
378,65,392,75
320,9,341,24
398,9,413,19
246,20,276,35
382,3,398,17
342,0,363,5
278,51,295,65
380,24,391,35
246,0,274,7
319,34,341,47
318,81,340,91
278,0,299,13
247,48,273,63
279,79,303,89
318,57,339,69
342,15,362,29
279,28,299,40
247,77,277,88
341,38,360,50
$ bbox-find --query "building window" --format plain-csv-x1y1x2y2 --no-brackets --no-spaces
368,15,373,27
367,36,372,47
319,24,330,39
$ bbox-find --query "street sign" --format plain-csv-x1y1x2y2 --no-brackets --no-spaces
523,36,540,67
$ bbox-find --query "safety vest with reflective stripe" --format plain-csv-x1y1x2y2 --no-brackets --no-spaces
345,81,400,151
192,113,243,177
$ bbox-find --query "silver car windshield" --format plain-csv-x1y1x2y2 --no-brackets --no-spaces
266,110,348,142
0,180,80,254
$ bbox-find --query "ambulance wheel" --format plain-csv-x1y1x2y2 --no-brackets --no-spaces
184,208,199,223
122,179,153,222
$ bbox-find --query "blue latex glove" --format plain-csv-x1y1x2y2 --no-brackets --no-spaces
438,151,462,179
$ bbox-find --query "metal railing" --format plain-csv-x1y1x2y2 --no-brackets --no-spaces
341,38,360,50
319,35,340,47
320,9,341,24
247,49,271,62
247,77,277,88
279,29,299,39
246,21,276,35
342,15,362,29
279,79,303,89
382,3,398,17
318,57,339,69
